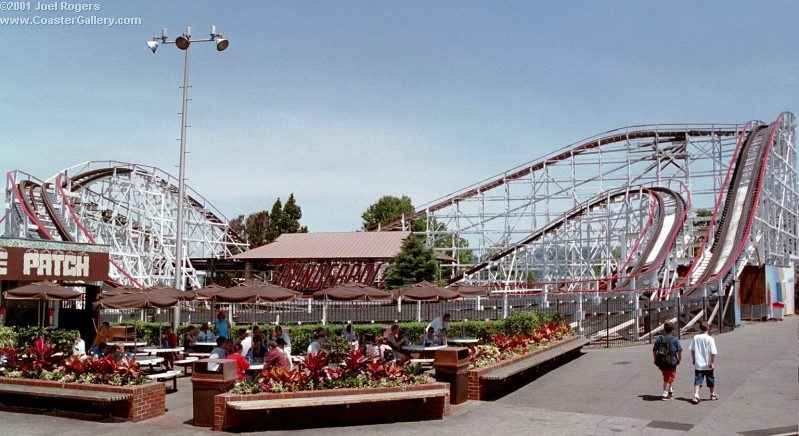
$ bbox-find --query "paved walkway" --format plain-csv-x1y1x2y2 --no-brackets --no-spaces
2,319,796,435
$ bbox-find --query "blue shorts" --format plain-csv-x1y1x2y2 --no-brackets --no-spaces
694,369,715,388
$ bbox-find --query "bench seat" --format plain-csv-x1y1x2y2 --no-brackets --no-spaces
227,388,449,411
146,370,182,391
174,356,199,375
481,337,589,381
0,382,132,403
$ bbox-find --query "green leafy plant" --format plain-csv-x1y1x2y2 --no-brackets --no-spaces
323,334,352,364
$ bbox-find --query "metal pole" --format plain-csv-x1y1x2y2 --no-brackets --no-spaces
605,296,609,348
173,44,191,331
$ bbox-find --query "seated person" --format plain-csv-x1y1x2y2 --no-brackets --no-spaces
422,326,444,346
72,332,86,359
227,343,250,381
274,326,292,355
183,325,199,350
362,334,381,360
247,334,267,364
89,341,107,358
307,333,324,355
275,337,293,370
344,324,358,347
197,322,216,342
92,321,112,348
208,336,227,371
383,324,410,363
264,340,290,369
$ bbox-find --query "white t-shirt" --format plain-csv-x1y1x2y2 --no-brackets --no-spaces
72,339,86,357
688,333,718,370
278,331,292,355
240,336,252,359
427,316,450,335
308,340,322,355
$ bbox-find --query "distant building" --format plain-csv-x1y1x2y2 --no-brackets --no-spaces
232,231,454,293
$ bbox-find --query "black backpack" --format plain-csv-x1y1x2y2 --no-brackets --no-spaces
655,336,675,367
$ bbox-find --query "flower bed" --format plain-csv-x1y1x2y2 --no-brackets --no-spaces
231,349,433,395
0,376,165,421
0,336,164,420
216,382,450,431
468,320,575,369
466,334,583,400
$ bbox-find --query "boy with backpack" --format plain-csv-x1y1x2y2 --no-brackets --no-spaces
653,322,682,400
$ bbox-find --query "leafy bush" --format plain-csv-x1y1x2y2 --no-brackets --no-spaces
323,334,353,364
501,311,550,337
0,326,15,348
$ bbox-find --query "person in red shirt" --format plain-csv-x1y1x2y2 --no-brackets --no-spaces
161,326,178,369
228,343,250,381
264,340,289,369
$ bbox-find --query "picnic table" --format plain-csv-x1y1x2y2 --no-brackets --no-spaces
107,341,147,350
193,342,218,349
447,337,479,345
139,346,184,354
402,344,444,359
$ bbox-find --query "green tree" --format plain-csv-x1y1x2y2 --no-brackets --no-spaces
244,210,271,247
281,193,307,234
385,236,440,289
361,195,415,230
265,198,284,243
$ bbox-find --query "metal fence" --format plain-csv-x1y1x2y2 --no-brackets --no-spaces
100,292,736,348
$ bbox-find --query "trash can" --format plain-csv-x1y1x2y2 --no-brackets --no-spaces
771,302,785,321
433,346,470,404
191,358,237,427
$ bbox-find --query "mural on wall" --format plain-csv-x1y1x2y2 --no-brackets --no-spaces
764,265,795,317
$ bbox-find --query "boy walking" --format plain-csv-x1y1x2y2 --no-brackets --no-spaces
688,321,718,404
653,322,682,400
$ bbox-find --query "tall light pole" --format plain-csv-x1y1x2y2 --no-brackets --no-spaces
147,26,229,329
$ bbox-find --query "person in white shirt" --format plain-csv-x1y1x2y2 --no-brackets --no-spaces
688,321,718,404
237,329,253,359
208,337,228,371
72,332,86,359
274,326,292,355
427,313,451,337
276,337,293,370
307,332,324,355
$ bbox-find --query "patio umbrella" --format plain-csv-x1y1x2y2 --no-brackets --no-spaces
212,282,300,303
393,281,460,301
97,285,142,299
193,283,226,300
91,292,181,309
143,284,196,301
448,284,492,297
3,281,83,301
312,282,393,301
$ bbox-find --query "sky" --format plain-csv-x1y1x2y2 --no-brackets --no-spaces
2,1,798,232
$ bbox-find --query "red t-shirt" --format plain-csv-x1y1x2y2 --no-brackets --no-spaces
228,352,250,381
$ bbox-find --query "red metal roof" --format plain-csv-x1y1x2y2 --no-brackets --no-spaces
231,231,413,261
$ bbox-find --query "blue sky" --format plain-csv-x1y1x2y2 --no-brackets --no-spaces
2,1,798,231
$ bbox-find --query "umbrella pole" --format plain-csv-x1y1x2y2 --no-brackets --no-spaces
38,300,42,328
416,300,421,323
397,296,402,314
322,301,328,325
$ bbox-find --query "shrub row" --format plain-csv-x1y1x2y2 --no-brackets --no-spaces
110,311,565,353
0,326,78,353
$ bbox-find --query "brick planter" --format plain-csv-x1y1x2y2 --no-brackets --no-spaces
214,382,450,431
467,335,582,400
0,377,165,421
